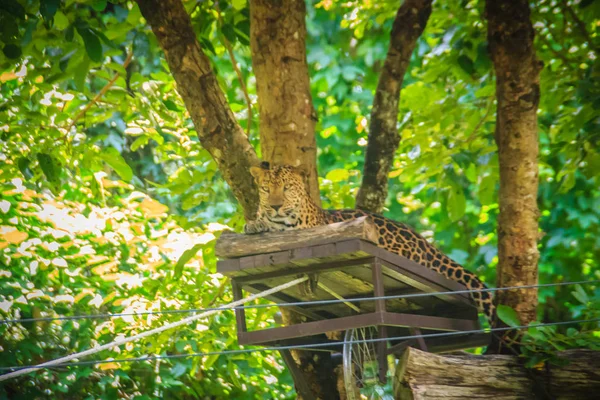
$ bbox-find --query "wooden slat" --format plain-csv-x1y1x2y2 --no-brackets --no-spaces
215,217,378,258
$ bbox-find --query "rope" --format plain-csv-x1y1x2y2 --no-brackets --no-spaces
1,317,598,374
3,279,597,325
0,276,309,382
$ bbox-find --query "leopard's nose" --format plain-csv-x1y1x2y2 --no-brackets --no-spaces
272,204,282,212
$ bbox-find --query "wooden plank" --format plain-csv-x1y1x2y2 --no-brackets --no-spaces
215,217,378,258
234,256,374,284
239,311,477,345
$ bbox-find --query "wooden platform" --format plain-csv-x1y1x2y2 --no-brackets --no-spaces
216,218,488,353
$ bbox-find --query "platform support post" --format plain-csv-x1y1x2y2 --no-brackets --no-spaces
372,259,389,383
232,280,247,335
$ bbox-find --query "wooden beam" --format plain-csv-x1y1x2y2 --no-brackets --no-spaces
216,217,378,259
394,347,600,399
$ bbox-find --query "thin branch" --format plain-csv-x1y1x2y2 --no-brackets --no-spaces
560,0,598,53
536,29,579,67
65,51,133,134
464,98,494,145
215,3,253,137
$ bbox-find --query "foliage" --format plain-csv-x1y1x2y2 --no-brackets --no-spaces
0,0,598,398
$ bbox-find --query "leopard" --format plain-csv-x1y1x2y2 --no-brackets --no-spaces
244,162,495,324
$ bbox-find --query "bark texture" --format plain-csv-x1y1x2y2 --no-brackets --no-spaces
136,0,259,219
356,0,432,213
395,347,600,400
250,0,320,203
486,0,542,334
249,1,333,396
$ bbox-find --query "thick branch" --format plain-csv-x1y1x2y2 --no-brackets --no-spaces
356,0,432,213
136,0,259,219
485,0,541,339
250,0,320,204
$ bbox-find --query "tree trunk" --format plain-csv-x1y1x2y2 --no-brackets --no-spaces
249,1,333,397
485,0,542,340
395,347,600,399
136,0,259,220
356,0,432,213
250,0,320,202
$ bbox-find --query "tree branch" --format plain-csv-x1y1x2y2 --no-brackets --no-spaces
215,2,253,137
136,0,259,220
65,51,133,134
356,0,433,213
249,0,320,204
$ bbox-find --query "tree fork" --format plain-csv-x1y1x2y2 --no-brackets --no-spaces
136,0,259,220
485,0,542,345
356,0,433,213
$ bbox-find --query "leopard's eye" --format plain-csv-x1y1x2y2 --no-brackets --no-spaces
261,185,269,192
283,185,290,191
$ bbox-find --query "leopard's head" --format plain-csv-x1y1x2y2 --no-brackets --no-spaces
250,162,309,223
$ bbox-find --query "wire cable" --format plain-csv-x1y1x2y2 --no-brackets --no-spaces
0,276,309,382
2,279,597,325
1,317,598,373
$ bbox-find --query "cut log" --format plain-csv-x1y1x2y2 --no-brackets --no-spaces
394,347,600,399
215,217,378,259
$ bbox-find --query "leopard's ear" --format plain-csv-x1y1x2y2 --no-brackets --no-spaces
250,166,264,180
250,161,269,180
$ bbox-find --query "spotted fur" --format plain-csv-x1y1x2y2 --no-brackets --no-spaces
245,164,495,322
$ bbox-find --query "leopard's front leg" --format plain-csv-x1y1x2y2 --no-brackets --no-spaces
243,216,271,234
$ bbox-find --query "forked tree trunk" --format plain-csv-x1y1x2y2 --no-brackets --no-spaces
135,0,259,220
356,0,432,213
485,0,542,341
250,0,320,202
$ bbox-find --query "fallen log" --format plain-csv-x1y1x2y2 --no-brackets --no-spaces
394,347,600,399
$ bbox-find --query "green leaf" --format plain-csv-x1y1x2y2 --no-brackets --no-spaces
40,0,60,21
222,24,236,44
17,157,33,180
571,284,589,305
497,305,521,328
73,56,90,91
54,11,69,30
91,0,107,12
326,169,349,183
100,148,133,181
76,26,103,63
133,31,150,59
163,99,180,112
130,136,150,152
232,0,246,10
174,244,203,279
199,37,216,55
457,55,475,75
37,153,62,194
447,184,466,221
478,175,496,205
527,327,546,341
170,363,187,378
2,44,21,59
0,1,26,19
